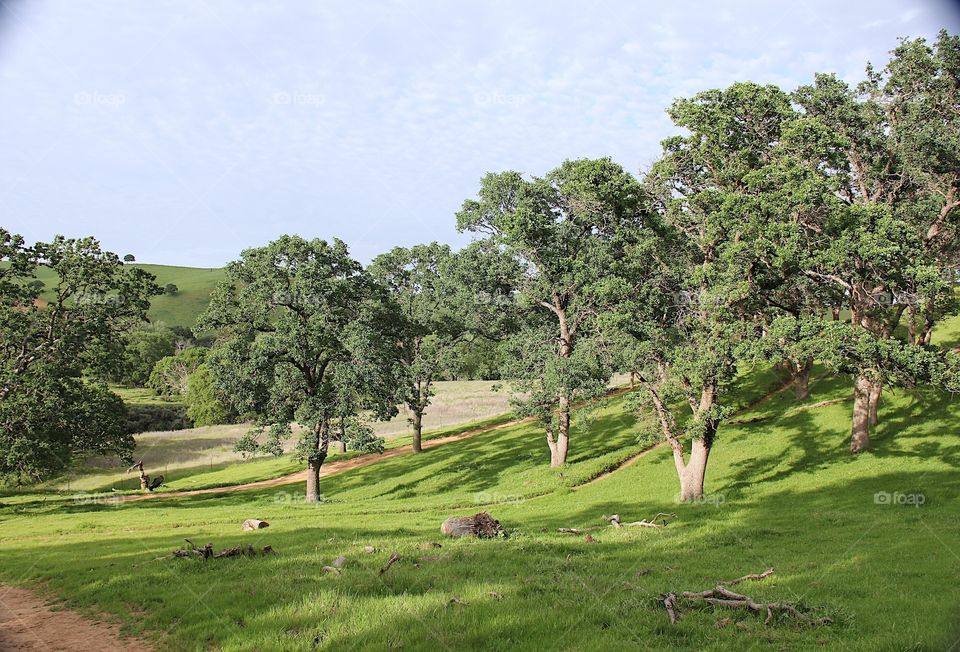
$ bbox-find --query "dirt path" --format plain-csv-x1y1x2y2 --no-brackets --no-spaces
122,386,636,502
0,585,148,651
122,415,531,502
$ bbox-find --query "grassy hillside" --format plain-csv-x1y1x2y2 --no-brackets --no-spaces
29,263,224,328
2,356,959,649
135,264,226,328
56,379,518,493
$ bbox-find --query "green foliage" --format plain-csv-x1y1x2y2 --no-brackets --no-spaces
0,230,160,480
163,283,179,295
369,242,499,438
457,158,650,453
197,235,400,471
147,346,207,397
117,324,178,386
184,362,230,427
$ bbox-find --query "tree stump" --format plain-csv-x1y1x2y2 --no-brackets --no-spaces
242,519,269,531
440,512,505,538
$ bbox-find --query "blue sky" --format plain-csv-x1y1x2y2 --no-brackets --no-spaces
0,0,956,267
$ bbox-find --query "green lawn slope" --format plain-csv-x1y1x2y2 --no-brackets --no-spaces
1,332,959,649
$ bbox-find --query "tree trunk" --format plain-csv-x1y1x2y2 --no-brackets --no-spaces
331,440,346,454
677,419,714,501
412,410,423,453
549,304,573,467
305,421,329,503
552,394,570,467
440,512,505,538
792,358,812,401
850,374,872,454
306,457,322,503
544,414,569,468
867,380,882,428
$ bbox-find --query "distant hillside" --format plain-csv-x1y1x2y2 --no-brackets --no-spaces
28,263,225,328
134,264,226,328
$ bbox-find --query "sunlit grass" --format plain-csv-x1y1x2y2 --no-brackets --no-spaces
2,352,959,650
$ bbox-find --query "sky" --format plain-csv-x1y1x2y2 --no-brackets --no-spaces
0,0,957,267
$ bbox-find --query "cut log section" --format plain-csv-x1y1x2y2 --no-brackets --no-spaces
241,519,270,531
440,512,505,538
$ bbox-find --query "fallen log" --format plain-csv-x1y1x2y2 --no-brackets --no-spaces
440,512,505,539
241,519,269,531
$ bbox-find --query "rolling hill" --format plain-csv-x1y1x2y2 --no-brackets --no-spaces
28,263,225,328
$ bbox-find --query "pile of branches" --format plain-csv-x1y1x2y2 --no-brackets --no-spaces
661,569,832,627
171,539,275,560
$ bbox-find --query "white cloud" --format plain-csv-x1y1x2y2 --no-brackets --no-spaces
0,0,952,265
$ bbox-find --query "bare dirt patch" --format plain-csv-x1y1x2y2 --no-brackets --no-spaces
0,585,150,651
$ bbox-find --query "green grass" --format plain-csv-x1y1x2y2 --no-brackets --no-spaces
111,386,186,407
29,263,224,328
2,356,960,650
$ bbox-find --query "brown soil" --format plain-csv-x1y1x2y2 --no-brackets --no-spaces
0,585,149,651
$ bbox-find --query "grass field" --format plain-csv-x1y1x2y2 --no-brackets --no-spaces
2,353,959,650
28,263,225,328
51,379,518,493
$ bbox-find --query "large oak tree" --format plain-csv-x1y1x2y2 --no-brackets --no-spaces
457,158,649,466
197,236,400,502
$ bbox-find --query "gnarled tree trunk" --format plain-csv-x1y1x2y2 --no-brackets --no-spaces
678,436,712,501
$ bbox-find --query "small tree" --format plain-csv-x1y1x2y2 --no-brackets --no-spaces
184,363,229,427
164,283,179,296
117,324,177,386
197,236,400,502
148,346,207,397
123,254,135,263
457,158,649,466
369,243,476,452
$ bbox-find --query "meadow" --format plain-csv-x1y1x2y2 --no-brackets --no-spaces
54,379,518,494
1,357,958,650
